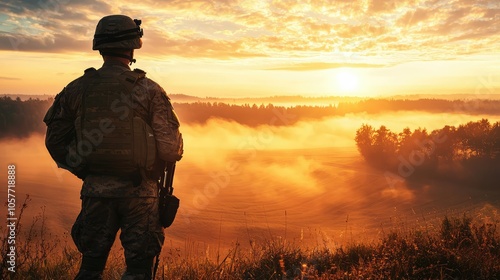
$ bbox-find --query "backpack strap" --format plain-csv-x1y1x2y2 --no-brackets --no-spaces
116,68,146,93
83,67,98,77
133,68,146,76
84,67,145,90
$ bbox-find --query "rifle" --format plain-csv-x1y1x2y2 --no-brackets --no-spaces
158,161,179,228
154,162,179,279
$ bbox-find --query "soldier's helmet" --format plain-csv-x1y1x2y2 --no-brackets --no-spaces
93,15,143,50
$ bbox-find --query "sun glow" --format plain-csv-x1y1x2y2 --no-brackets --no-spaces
336,70,360,94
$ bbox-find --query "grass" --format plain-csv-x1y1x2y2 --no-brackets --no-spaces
0,195,80,280
1,198,499,279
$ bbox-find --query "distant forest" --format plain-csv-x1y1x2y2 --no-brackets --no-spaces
355,119,500,188
176,99,500,125
2,95,500,139
0,96,54,138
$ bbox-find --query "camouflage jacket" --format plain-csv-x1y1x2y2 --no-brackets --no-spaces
44,60,183,197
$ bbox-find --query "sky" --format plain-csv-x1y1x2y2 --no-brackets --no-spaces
0,0,498,98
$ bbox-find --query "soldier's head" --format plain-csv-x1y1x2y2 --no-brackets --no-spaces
93,15,143,65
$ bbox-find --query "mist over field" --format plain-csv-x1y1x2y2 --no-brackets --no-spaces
1,111,500,253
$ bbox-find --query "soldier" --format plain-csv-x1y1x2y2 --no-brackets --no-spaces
44,15,183,280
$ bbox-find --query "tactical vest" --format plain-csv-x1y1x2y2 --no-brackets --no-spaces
74,67,156,177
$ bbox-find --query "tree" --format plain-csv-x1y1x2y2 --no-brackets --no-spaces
456,119,491,159
355,124,375,160
373,125,397,155
431,125,456,161
489,122,500,159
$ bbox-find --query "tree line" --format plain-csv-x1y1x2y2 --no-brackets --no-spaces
338,98,500,115
174,98,500,125
355,119,500,188
2,96,500,139
0,96,54,138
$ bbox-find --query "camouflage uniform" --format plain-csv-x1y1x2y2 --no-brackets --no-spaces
44,16,183,280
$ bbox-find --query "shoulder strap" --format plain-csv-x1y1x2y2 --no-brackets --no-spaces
83,67,98,76
43,89,64,125
133,68,146,76
43,68,97,122
116,68,146,93
81,68,100,89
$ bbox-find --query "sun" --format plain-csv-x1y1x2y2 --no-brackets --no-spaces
336,70,360,93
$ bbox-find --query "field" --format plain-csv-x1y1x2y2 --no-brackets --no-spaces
1,188,499,279
1,108,500,279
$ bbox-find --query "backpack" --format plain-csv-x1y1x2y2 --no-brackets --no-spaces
74,67,156,177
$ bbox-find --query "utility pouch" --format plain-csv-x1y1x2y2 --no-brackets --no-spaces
159,194,179,228
43,91,63,125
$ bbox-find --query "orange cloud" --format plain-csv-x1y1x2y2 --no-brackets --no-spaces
0,0,498,63
266,62,386,71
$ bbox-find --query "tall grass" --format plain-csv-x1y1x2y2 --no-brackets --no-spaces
1,195,81,279
1,199,499,279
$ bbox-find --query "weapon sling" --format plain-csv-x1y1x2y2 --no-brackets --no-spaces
154,162,180,278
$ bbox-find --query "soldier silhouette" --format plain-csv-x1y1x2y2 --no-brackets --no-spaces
44,15,183,280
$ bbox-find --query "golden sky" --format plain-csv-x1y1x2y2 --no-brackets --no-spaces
0,0,498,97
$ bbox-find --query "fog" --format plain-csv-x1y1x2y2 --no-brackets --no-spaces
1,111,499,255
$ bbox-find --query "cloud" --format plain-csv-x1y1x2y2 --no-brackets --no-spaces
266,62,387,71
0,0,112,52
0,0,497,63
368,0,398,13
0,76,20,80
0,31,89,52
0,0,112,16
397,8,432,27
141,29,268,59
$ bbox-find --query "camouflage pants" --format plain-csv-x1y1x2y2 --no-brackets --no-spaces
71,196,164,279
